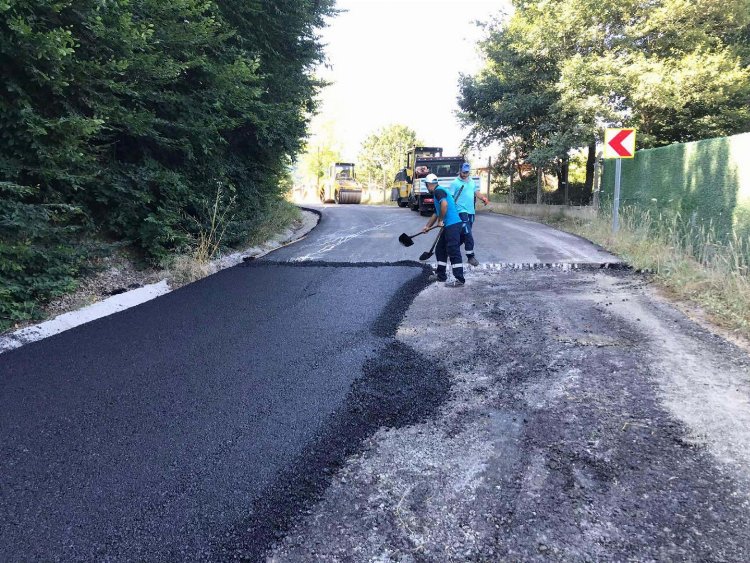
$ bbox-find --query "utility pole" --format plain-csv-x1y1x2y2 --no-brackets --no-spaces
509,158,514,204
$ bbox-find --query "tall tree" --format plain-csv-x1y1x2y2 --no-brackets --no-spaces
459,0,750,200
358,124,420,188
0,0,336,329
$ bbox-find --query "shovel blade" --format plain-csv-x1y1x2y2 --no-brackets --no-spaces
419,251,433,261
398,233,414,247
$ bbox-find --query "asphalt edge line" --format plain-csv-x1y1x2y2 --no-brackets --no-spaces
0,208,321,355
215,263,445,560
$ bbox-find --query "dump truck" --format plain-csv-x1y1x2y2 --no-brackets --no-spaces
320,162,363,204
391,147,479,215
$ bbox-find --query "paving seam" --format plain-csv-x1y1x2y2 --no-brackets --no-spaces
213,261,449,561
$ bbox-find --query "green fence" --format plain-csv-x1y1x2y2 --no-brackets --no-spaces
602,132,750,240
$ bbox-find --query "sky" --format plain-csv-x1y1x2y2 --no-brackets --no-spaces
311,0,510,163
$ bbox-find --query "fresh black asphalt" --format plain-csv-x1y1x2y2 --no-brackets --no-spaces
0,260,445,561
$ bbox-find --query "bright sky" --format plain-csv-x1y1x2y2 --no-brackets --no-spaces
313,0,510,162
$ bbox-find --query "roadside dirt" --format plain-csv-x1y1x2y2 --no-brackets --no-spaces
270,268,750,562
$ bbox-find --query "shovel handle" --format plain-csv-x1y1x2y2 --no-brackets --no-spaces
408,225,439,238
428,226,444,252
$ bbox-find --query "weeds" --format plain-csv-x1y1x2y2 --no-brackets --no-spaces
242,199,301,248
168,195,301,287
543,206,750,339
195,186,237,263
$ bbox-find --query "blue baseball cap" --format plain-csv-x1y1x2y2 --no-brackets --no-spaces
461,163,471,173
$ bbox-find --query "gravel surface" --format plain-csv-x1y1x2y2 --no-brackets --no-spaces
270,268,750,562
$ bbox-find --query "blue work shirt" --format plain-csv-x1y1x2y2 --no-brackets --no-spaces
450,177,479,214
433,187,462,227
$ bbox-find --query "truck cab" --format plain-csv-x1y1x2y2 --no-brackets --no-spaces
408,156,468,215
392,147,479,215
391,146,443,209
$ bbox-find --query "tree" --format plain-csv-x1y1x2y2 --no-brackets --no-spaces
0,0,336,329
298,120,342,190
459,0,750,201
358,124,421,188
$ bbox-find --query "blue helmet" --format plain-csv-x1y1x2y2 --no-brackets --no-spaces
461,163,471,173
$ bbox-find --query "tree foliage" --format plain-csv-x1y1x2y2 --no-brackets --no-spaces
298,120,342,188
0,0,335,329
459,0,750,194
358,124,420,188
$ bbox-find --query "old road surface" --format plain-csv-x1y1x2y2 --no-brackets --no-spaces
2,205,750,562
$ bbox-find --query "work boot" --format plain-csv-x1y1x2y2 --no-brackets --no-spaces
445,279,465,288
467,255,479,267
428,273,447,282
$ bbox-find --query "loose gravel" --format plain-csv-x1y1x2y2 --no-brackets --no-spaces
270,268,750,562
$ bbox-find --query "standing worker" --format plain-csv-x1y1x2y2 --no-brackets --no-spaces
422,174,465,287
451,162,489,266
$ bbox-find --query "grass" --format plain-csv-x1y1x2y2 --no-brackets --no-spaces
243,198,301,247
542,206,750,340
169,197,301,287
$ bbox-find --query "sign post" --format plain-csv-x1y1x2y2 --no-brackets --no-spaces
613,159,622,232
603,128,636,234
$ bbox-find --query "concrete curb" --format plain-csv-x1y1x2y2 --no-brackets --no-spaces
0,208,321,354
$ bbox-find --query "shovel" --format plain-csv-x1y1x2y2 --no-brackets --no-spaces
419,226,444,261
398,225,439,247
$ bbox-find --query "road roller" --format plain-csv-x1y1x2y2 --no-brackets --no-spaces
319,162,363,204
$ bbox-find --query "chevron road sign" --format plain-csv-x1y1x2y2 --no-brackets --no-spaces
603,128,637,233
604,128,636,159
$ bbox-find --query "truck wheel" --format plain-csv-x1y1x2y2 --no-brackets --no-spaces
398,199,408,208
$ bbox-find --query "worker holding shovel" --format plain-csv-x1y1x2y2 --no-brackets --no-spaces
422,174,465,287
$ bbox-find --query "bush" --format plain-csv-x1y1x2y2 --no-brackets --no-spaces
0,184,97,330
0,1,335,327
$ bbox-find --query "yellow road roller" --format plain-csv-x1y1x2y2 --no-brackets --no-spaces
320,162,363,204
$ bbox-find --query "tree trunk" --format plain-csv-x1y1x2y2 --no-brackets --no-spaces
563,158,570,205
584,141,596,202
592,151,601,210
536,167,542,204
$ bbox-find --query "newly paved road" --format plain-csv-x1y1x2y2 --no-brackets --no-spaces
0,205,615,561
272,204,618,264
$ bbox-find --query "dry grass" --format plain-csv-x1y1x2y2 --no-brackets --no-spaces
543,207,750,339
242,198,301,247
168,197,301,287
167,255,216,287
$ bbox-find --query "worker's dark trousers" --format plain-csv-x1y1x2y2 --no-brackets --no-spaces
435,223,464,282
459,212,475,255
